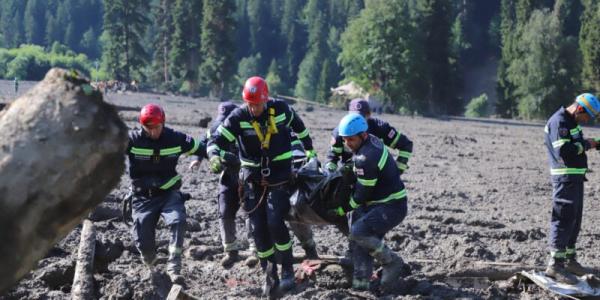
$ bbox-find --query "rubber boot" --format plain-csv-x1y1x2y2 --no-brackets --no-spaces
167,255,184,284
277,267,296,295
352,278,370,291
546,258,578,285
371,244,404,292
289,221,318,259
245,242,259,267
565,257,591,276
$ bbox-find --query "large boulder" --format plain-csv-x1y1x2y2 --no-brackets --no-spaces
0,68,128,293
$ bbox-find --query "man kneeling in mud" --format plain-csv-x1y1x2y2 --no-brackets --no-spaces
332,113,407,292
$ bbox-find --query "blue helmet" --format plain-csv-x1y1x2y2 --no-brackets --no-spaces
575,93,600,118
338,113,368,137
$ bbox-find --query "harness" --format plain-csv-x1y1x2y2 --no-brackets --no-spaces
250,107,278,178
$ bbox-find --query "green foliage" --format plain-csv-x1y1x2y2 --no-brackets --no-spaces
580,0,600,91
265,59,283,96
0,44,92,80
465,93,489,117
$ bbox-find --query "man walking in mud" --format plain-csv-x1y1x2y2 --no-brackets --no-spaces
208,76,317,297
324,98,413,175
126,103,206,284
543,93,599,284
332,113,407,293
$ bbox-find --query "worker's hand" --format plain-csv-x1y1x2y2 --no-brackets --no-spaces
326,207,345,219
209,156,224,173
306,149,317,159
587,138,599,150
395,157,408,175
188,159,201,170
221,151,240,169
324,162,337,174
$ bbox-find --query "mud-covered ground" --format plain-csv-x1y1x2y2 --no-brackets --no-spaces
1,80,599,299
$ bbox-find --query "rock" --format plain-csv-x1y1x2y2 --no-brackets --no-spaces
36,260,76,290
185,245,220,260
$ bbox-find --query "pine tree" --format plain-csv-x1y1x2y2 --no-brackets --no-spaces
199,0,236,98
24,0,47,45
170,0,203,92
580,0,600,91
149,0,175,87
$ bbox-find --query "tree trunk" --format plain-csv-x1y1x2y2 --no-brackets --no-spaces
0,68,128,293
71,220,96,300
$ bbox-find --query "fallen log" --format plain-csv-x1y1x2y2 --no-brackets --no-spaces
71,220,96,300
0,68,128,293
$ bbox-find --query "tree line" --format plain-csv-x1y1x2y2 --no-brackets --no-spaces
1,0,600,119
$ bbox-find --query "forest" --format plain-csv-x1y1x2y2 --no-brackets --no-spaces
1,0,600,119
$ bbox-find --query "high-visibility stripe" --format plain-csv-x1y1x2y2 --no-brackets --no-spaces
350,196,359,209
550,168,587,175
160,146,182,156
389,132,401,148
240,158,260,167
131,147,153,156
160,175,182,190
398,150,412,159
377,147,389,170
565,248,576,255
331,146,343,154
273,151,292,161
575,142,583,155
275,240,293,251
570,126,582,135
297,128,309,139
286,112,295,127
544,125,549,133
257,247,275,258
186,138,200,155
274,113,286,123
217,125,236,142
366,189,407,206
206,131,211,139
358,177,377,186
551,251,566,258
168,245,182,255
397,162,408,171
291,140,302,146
239,121,253,129
552,139,569,148
207,144,220,154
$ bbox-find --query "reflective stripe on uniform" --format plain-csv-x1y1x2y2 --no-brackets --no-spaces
169,245,182,255
291,140,302,146
257,247,275,258
217,125,236,142
160,146,182,156
366,189,407,206
275,240,293,251
207,144,220,154
297,128,309,139
550,168,587,175
331,146,343,154
566,248,576,256
273,151,292,161
398,150,412,159
377,147,389,170
240,158,260,167
551,251,566,258
274,113,286,124
131,147,153,156
186,138,200,155
239,121,253,129
357,177,377,186
389,132,401,148
575,142,584,155
160,175,182,190
552,139,570,148
350,196,359,209
286,112,295,127
570,125,582,136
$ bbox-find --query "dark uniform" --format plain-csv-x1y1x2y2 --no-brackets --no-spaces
327,117,413,173
127,126,206,274
205,102,246,256
544,107,590,260
337,134,407,289
208,99,314,286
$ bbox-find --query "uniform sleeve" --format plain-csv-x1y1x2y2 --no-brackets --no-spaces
178,132,207,160
376,119,413,170
340,155,379,212
208,114,240,159
286,106,314,151
326,128,344,165
550,122,586,159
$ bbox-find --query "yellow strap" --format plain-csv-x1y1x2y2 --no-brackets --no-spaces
251,108,278,149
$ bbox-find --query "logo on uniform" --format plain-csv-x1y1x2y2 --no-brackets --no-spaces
186,135,192,143
388,129,396,139
558,128,569,137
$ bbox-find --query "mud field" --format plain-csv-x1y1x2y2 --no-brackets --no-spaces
1,80,599,299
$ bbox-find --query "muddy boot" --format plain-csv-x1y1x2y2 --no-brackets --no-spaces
245,243,259,267
141,253,157,269
262,261,279,299
565,258,591,276
546,258,578,285
352,278,370,291
301,239,319,260
167,250,184,284
371,245,404,292
277,268,296,295
221,250,240,268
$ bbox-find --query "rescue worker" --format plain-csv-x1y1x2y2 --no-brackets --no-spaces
544,93,599,284
203,101,248,267
126,103,206,284
13,77,19,95
208,76,316,296
332,113,407,292
325,98,413,175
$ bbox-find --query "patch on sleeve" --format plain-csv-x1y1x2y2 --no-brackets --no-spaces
558,128,569,138
388,129,396,139
354,154,367,162
186,134,192,143
354,167,364,176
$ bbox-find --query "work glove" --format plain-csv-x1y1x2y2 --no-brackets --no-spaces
324,162,337,174
326,206,346,219
305,149,317,159
209,156,224,173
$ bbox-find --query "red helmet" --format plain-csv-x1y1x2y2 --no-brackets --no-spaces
242,76,269,104
139,103,165,126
